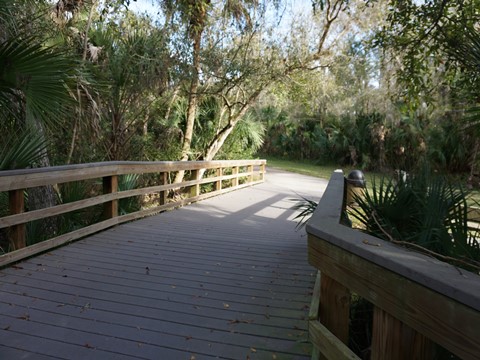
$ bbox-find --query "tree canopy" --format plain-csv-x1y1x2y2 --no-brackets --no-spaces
0,0,478,180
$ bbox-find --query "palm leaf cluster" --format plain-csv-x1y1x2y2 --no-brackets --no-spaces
291,195,318,230
0,36,73,125
349,171,480,272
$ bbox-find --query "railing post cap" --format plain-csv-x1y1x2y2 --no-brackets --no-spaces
346,170,366,187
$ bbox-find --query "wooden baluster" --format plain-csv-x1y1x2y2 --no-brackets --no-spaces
9,189,26,250
371,307,435,360
190,169,200,198
260,163,265,181
319,274,351,346
159,172,168,205
103,175,118,219
233,166,239,187
215,167,222,191
248,165,253,183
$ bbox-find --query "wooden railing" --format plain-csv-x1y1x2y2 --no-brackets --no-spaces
306,170,480,360
0,160,266,267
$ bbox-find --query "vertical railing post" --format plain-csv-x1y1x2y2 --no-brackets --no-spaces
159,172,168,205
103,175,118,219
232,166,239,187
189,169,200,198
319,274,351,346
215,167,222,191
9,189,26,250
260,163,265,181
371,307,435,360
248,164,254,183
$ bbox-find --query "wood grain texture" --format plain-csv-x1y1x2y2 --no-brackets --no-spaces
8,189,25,249
0,160,266,192
371,307,435,360
0,160,266,265
0,169,325,360
308,235,480,360
102,175,118,219
308,321,360,360
318,274,350,344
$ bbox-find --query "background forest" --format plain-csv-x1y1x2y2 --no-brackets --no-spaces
1,0,480,183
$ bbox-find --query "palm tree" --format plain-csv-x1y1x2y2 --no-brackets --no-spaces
0,0,74,246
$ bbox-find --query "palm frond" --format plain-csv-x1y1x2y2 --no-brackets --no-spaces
0,36,74,125
0,127,48,170
291,195,318,230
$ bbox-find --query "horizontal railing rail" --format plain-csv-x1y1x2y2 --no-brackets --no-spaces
0,160,266,267
306,170,480,360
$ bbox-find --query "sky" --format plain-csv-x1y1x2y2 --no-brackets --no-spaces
127,0,158,15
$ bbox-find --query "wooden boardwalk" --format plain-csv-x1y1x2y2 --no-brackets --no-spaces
0,169,327,360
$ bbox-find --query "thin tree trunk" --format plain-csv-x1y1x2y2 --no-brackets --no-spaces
174,31,202,184
27,118,58,239
67,1,95,164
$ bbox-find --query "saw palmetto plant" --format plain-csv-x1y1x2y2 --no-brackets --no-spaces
348,169,480,273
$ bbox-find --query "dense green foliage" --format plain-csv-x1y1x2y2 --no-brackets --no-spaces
350,170,480,271
0,0,478,181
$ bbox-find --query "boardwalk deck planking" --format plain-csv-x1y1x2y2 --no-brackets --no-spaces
0,169,327,360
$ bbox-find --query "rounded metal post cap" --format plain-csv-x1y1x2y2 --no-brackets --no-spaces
347,170,365,187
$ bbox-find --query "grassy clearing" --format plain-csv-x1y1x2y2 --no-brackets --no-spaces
264,157,480,205
265,157,380,189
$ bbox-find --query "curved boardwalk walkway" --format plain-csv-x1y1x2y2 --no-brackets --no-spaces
0,168,327,360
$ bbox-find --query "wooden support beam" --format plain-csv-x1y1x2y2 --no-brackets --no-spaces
319,274,351,345
232,166,239,187
371,307,435,360
159,172,168,205
248,165,254,183
103,175,118,219
8,189,25,250
215,168,222,191
189,169,200,198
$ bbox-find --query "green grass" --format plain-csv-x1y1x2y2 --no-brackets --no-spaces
265,157,480,207
265,157,380,190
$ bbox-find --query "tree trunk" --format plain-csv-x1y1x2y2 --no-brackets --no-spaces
27,119,58,241
174,30,202,184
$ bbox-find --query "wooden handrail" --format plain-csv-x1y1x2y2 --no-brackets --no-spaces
306,170,480,360
0,160,266,267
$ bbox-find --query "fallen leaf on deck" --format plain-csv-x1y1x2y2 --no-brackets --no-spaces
250,347,257,353
223,303,230,309
228,319,254,324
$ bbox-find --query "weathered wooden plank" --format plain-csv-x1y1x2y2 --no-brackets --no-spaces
0,345,58,360
0,169,322,359
0,174,248,229
319,274,350,345
0,160,266,192
102,175,118,219
0,180,265,266
308,235,480,360
159,171,168,205
0,218,119,267
10,261,310,312
371,306,435,360
308,271,321,321
309,321,360,360
8,189,25,249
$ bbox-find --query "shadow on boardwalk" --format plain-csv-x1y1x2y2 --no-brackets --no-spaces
0,168,327,360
